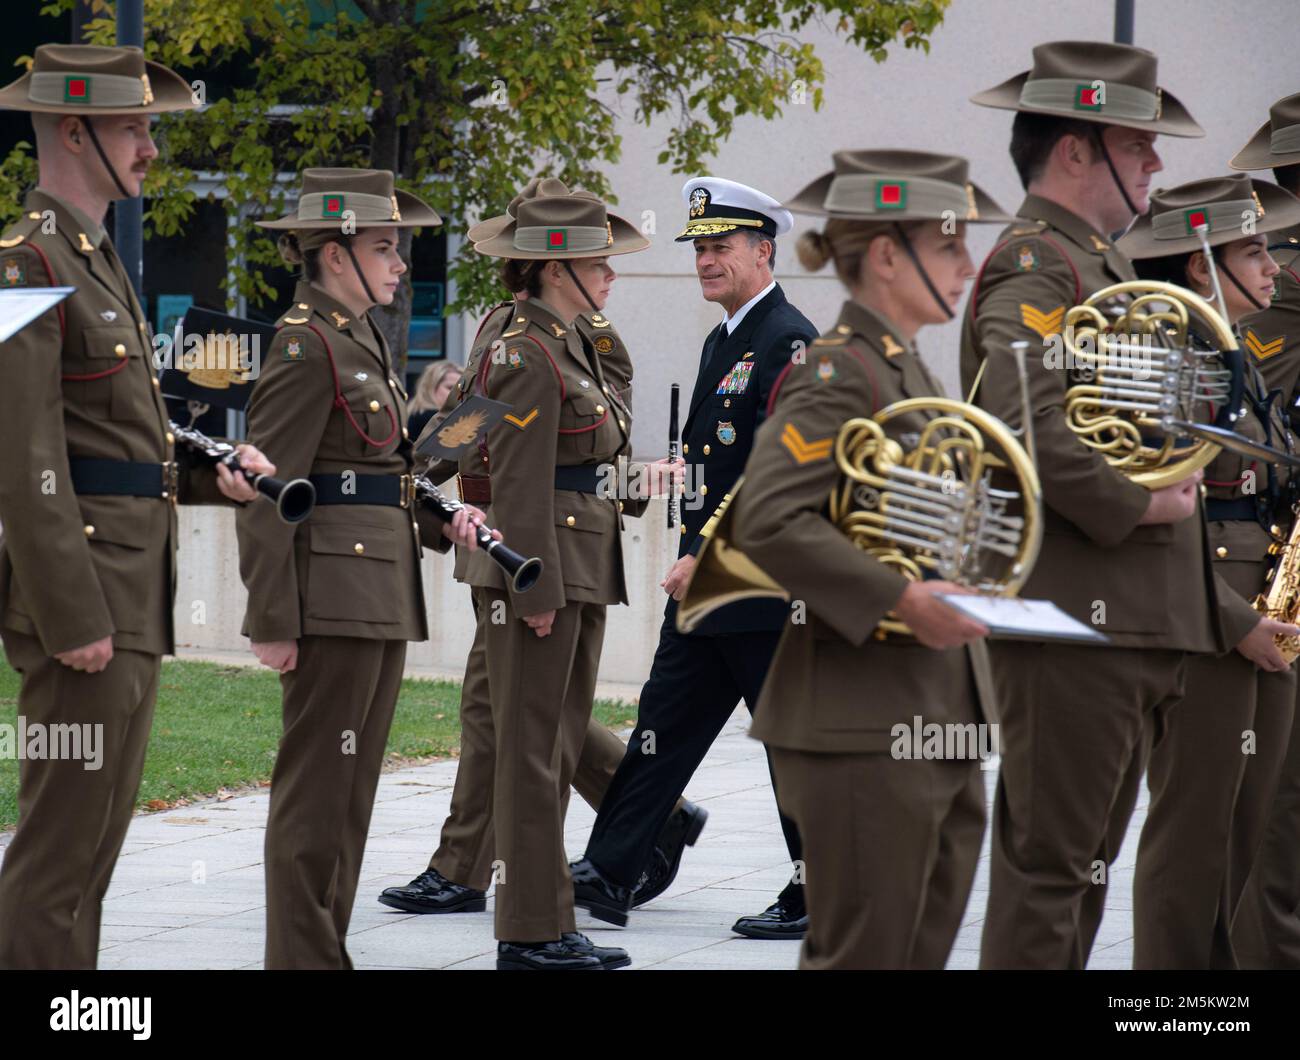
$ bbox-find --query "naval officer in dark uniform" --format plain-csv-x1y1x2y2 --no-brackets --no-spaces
570,178,817,938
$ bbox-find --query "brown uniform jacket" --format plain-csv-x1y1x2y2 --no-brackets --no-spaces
959,193,1252,652
449,296,635,618
1246,226,1300,432
236,280,449,643
0,189,224,657
734,301,981,753
1202,350,1297,631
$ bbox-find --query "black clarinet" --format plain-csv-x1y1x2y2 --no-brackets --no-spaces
169,421,316,524
412,473,543,593
667,382,680,528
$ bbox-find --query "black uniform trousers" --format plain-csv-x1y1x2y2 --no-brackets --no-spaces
583,612,803,893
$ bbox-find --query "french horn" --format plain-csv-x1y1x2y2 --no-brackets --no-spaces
1061,279,1244,489
676,391,1042,638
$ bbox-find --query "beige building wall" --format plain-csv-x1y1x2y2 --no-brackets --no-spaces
451,0,1299,454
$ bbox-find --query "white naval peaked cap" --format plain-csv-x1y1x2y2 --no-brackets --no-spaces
675,176,794,242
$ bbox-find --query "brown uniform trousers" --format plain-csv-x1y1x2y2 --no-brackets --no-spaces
960,194,1254,968
1234,233,1300,966
452,296,639,941
0,190,228,968
237,280,450,968
417,308,667,893
1134,358,1297,968
734,300,987,969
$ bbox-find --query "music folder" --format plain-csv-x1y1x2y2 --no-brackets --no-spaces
938,595,1110,644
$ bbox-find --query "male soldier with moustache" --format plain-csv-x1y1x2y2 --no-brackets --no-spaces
0,44,273,968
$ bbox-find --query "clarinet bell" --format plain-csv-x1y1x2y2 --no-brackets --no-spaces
486,534,543,593
256,475,316,524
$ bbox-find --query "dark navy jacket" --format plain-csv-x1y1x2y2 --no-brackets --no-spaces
668,282,817,636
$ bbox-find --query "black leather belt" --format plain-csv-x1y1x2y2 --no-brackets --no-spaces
554,465,605,494
309,473,414,507
1205,497,1261,522
69,457,178,499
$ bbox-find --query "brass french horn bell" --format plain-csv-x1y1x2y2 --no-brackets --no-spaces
1062,280,1242,489
677,396,1043,638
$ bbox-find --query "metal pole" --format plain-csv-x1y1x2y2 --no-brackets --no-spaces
1114,0,1135,44
116,0,145,298
71,2,96,42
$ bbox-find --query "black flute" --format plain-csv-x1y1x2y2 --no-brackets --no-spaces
169,421,316,523
412,473,543,592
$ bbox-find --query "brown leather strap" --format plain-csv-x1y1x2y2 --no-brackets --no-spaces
458,473,492,504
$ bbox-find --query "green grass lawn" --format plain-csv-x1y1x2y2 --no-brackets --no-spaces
0,658,638,832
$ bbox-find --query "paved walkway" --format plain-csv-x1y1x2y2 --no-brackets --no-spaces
0,708,1141,969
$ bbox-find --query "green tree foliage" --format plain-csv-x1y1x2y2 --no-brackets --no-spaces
8,0,948,363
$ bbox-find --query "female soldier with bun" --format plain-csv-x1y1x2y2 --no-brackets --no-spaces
237,168,483,969
732,150,1014,969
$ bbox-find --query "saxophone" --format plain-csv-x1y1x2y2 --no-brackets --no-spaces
1256,515,1300,663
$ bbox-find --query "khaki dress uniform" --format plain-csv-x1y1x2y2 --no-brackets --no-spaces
465,186,651,951
237,169,451,969
960,42,1258,969
0,45,223,968
731,150,1014,969
1229,92,1300,968
1116,176,1300,969
405,301,653,899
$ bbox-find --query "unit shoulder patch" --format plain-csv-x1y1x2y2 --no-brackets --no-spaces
1,255,26,286
283,336,306,362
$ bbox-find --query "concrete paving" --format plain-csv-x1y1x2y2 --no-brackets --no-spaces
0,707,1142,970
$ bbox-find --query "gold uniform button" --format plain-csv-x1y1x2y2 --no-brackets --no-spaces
354,542,365,555
836,324,851,334
618,418,626,430
566,515,576,527
595,404,605,414
1271,524,1281,536
700,484,708,496
83,524,95,537
151,377,160,389
517,316,526,324
618,501,625,513
165,431,175,445
703,444,711,456
402,427,410,440
369,400,381,412
680,524,686,535
298,302,310,310
113,343,126,357
388,378,397,388
138,321,146,332
1216,546,1228,558
683,443,689,455
27,211,41,220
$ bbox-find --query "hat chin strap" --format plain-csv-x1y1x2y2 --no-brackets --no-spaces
562,260,600,313
81,117,133,200
1216,253,1270,313
1089,126,1139,219
891,223,953,321
343,239,379,306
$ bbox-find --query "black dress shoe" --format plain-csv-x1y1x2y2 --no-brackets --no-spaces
377,868,487,914
496,937,606,971
632,800,709,909
570,856,633,926
731,895,808,940
561,932,631,969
